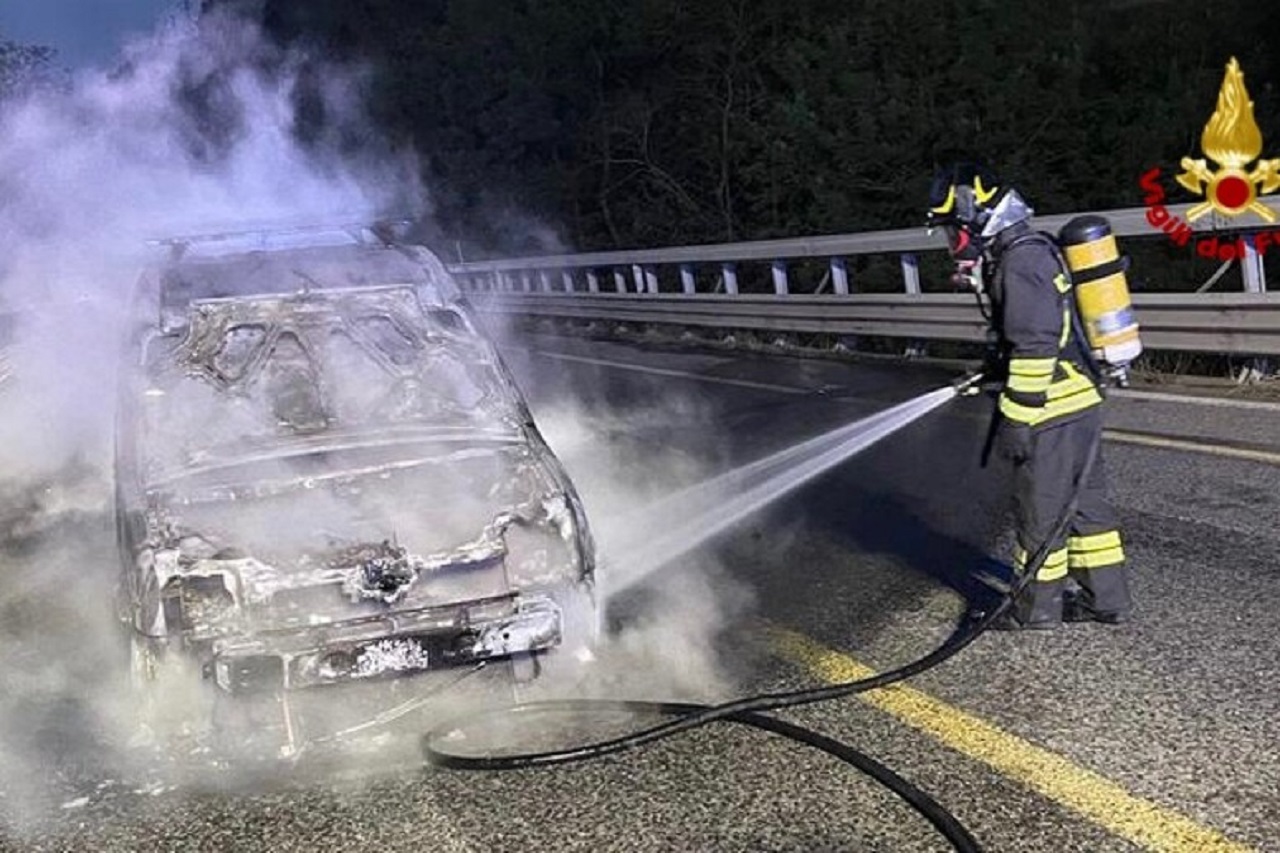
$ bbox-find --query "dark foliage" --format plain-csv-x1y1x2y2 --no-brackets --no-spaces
199,2,1280,262
0,34,58,101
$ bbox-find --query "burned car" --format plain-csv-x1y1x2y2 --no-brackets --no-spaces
114,225,596,750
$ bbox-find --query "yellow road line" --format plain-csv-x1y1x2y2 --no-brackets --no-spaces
768,626,1255,853
1103,429,1280,467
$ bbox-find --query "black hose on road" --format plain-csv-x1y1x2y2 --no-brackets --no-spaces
423,386,1103,853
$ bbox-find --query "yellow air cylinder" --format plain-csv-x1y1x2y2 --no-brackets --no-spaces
1057,215,1142,377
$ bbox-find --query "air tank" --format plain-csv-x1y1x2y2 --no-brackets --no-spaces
1058,215,1142,385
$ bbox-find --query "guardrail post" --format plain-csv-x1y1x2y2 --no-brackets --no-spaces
587,270,600,293
613,268,627,293
771,260,789,295
721,263,739,295
1242,235,1267,292
521,272,533,293
632,264,645,293
830,257,849,295
538,271,552,292
644,265,659,294
901,253,921,295
562,271,576,293
680,263,696,294
1239,234,1273,380
901,253,926,357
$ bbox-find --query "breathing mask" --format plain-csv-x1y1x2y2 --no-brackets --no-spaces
926,162,1033,292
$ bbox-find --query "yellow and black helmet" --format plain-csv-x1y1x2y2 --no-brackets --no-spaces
925,161,1004,232
927,160,1035,263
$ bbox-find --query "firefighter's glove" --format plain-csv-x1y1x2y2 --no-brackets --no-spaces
949,260,982,292
995,419,1033,465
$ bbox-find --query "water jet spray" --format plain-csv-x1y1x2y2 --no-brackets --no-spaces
603,381,969,596
419,369,1101,853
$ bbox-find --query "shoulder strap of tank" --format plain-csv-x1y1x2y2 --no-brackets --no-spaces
1004,231,1107,386
1004,230,1066,267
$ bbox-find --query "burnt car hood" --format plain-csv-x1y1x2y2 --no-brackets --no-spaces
144,435,579,633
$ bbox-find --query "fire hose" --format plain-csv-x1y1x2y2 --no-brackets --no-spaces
422,372,1103,853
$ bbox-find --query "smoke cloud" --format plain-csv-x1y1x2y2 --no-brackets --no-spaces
519,390,754,704
0,8,428,830
0,7,751,835
0,11,423,478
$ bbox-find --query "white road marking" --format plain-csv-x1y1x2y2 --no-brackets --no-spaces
511,345,1280,465
519,348,811,395
1114,387,1280,412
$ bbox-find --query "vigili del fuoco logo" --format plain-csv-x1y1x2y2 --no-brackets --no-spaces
1140,57,1280,260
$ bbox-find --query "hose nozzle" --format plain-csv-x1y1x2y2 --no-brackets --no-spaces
951,371,984,396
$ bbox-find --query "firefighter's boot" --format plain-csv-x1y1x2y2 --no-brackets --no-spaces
993,581,1063,631
1063,588,1131,625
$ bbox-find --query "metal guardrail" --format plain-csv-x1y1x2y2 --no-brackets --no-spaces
451,196,1276,289
466,291,1280,356
448,195,1280,356
452,199,1273,269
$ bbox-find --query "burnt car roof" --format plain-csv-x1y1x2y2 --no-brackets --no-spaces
124,228,526,482
182,285,464,354
143,223,462,334
172,284,484,392
135,284,524,478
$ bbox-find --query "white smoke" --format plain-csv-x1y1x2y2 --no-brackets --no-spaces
508,383,754,706
0,11,423,478
0,9,759,831
0,9,427,829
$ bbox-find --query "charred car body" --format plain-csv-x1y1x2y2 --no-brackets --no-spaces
114,225,596,739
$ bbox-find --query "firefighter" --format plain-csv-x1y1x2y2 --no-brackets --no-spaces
926,162,1133,629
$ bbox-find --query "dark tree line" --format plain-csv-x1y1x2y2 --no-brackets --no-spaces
11,5,1280,259
0,34,58,101
186,2,1280,260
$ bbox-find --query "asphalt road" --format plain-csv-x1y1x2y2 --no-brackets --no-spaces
2,332,1278,852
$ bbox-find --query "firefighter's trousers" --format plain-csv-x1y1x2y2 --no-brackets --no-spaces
1010,406,1133,626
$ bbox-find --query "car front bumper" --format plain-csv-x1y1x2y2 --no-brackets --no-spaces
209,593,562,693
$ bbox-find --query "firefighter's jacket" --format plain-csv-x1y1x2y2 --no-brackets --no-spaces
987,222,1102,429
